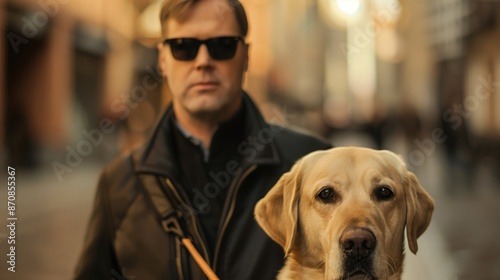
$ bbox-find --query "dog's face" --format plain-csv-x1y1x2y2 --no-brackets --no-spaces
255,147,434,280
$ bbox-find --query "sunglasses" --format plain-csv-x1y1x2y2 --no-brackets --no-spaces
163,36,244,61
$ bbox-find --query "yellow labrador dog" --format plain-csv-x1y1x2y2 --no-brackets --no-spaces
255,147,434,280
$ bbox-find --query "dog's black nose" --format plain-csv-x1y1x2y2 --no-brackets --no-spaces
340,227,376,259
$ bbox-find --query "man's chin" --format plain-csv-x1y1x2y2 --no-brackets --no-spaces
188,105,231,121
186,98,240,120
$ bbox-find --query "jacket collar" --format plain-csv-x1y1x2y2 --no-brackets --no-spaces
135,92,282,176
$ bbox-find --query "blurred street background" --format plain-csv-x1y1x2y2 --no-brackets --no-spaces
1,0,500,279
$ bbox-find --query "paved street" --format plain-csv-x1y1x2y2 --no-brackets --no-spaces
1,145,499,280
0,161,103,280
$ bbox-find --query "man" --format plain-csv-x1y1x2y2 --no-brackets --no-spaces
74,0,331,279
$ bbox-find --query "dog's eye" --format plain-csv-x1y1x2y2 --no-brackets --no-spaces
374,186,394,201
317,188,336,203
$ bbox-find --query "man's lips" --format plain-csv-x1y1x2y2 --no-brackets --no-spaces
191,81,219,90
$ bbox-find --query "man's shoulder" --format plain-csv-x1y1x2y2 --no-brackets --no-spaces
95,151,144,228
270,124,332,161
99,146,145,181
95,149,146,208
100,153,136,182
271,123,331,148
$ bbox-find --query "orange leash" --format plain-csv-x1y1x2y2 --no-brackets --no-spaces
181,238,220,280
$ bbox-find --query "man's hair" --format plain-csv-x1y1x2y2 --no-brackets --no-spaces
159,0,249,37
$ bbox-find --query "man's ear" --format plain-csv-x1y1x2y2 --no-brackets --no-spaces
405,172,435,254
254,159,303,257
157,42,167,77
243,43,250,72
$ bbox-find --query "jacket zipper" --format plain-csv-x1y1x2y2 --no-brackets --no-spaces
165,178,211,270
212,164,258,270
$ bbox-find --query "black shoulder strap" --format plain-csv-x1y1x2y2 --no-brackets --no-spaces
129,151,186,238
130,153,220,280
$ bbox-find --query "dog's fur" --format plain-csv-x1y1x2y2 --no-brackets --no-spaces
255,147,434,280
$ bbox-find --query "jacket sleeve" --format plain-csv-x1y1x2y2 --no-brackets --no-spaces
73,169,120,279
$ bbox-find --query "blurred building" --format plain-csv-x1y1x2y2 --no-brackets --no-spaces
266,0,500,162
428,0,500,167
464,1,500,162
269,0,415,144
1,0,165,168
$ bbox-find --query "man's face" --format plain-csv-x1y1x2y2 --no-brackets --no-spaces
158,0,248,122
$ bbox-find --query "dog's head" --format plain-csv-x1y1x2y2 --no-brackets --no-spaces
255,147,434,279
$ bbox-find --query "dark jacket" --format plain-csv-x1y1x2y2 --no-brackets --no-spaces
74,93,331,280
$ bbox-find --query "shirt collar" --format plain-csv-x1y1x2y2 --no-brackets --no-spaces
136,92,281,176
174,120,210,162
173,103,245,163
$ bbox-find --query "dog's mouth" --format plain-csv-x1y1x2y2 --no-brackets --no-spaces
342,258,377,280
343,269,378,280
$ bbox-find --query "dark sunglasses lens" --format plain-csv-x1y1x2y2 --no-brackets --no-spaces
208,37,239,60
170,39,199,60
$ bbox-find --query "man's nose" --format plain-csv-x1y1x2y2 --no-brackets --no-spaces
194,44,214,69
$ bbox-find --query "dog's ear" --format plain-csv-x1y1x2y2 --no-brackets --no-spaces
404,172,435,254
255,159,303,257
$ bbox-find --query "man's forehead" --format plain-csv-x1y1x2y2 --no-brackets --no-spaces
165,0,240,38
